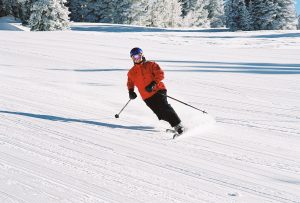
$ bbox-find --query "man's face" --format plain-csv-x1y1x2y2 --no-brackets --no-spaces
131,53,143,63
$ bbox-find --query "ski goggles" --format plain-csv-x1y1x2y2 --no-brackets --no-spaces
131,54,142,60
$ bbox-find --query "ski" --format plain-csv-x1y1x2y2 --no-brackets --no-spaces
172,133,181,139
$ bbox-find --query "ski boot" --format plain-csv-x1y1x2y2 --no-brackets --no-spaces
173,123,184,139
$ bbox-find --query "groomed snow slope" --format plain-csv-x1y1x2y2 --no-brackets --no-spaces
0,22,300,202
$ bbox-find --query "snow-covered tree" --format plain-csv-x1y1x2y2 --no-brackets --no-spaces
130,0,182,28
251,0,276,30
29,0,70,31
298,15,300,30
17,0,33,25
250,0,297,30
126,0,147,25
111,0,132,24
147,0,182,27
182,0,210,27
206,0,224,28
225,0,251,31
272,0,298,30
180,0,192,17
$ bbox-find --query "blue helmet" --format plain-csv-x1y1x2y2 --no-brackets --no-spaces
130,47,143,57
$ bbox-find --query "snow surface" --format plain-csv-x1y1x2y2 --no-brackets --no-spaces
1,20,300,202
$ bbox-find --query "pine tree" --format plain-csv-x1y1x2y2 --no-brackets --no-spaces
225,0,251,31
0,0,7,17
272,0,297,30
244,0,251,7
111,0,132,24
82,0,102,22
148,0,182,27
2,0,14,16
167,0,183,27
127,0,154,26
251,0,276,30
2,0,21,17
18,0,33,25
94,0,114,23
68,0,85,22
250,0,297,30
180,0,192,17
182,0,210,27
247,0,254,30
70,0,131,24
29,0,70,31
80,0,120,23
206,0,224,28
298,15,300,30
129,0,182,28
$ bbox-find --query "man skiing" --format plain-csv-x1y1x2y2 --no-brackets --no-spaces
127,47,184,135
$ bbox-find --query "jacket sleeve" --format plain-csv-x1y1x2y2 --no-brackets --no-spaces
127,72,135,90
152,62,164,83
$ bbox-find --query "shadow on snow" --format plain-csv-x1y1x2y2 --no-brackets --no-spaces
48,68,128,72
71,24,300,39
156,60,300,74
0,110,157,132
71,24,227,33
253,33,300,38
48,60,300,74
180,32,300,39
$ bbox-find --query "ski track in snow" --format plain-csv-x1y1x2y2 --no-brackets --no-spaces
0,22,300,202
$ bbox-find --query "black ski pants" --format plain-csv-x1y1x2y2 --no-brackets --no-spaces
144,90,181,127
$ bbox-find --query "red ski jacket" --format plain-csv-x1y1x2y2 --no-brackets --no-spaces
127,61,166,100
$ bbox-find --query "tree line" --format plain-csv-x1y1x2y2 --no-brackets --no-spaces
0,0,298,31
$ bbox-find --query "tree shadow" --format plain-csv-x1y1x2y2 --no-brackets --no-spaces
48,60,300,75
70,24,300,39
48,68,128,72
156,60,300,68
276,178,300,185
71,24,228,33
74,68,128,72
156,60,300,74
0,16,23,31
252,33,300,38
180,32,300,39
0,23,23,31
166,68,300,74
0,110,157,132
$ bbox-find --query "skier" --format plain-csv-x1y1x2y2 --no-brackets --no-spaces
127,47,184,135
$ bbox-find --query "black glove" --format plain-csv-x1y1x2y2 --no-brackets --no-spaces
129,89,137,100
145,81,157,93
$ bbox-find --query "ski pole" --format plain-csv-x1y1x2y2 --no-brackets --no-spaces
115,99,131,118
159,92,207,114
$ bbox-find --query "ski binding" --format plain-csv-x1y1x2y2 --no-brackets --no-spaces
166,129,183,139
